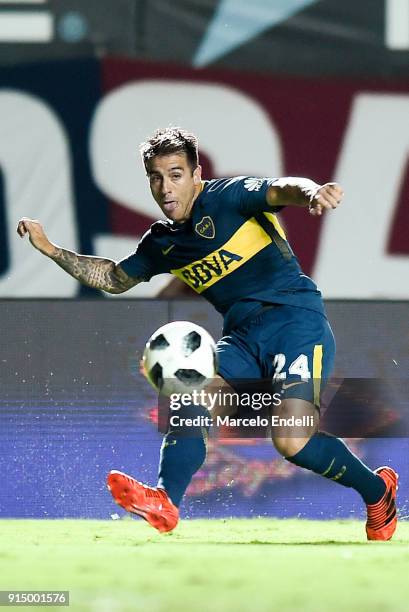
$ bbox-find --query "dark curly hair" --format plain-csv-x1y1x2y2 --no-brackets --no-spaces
140,127,199,173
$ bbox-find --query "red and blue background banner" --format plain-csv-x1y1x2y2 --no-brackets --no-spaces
1,57,409,298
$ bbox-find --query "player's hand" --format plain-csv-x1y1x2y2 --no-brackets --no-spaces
308,182,344,217
16,218,55,256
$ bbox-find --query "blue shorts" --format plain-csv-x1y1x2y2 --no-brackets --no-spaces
216,304,335,408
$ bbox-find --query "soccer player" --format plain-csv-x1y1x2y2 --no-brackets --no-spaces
17,127,398,540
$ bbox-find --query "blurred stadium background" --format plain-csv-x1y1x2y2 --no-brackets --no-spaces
1,0,409,524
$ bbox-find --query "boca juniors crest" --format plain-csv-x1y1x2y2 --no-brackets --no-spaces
195,216,215,239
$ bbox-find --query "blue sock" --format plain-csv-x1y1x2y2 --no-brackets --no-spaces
157,403,208,507
286,431,386,504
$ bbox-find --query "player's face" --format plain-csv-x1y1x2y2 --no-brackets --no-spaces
146,153,202,223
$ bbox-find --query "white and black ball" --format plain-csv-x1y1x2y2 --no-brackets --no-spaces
142,321,218,397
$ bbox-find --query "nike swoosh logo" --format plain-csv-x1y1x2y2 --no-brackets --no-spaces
281,381,308,390
163,439,177,447
162,244,175,256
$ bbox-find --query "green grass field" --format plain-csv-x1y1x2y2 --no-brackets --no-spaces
2,518,409,612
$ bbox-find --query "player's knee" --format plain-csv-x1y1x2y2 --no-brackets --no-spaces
271,398,319,457
272,436,311,458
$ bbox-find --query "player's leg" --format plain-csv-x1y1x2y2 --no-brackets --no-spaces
272,399,398,541
156,380,220,506
272,397,388,505
263,305,398,540
107,396,212,531
108,329,260,532
156,333,261,506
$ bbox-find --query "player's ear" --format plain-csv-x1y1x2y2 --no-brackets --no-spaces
193,165,202,185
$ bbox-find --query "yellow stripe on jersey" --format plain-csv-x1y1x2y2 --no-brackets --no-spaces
313,344,323,407
263,212,287,240
171,217,272,293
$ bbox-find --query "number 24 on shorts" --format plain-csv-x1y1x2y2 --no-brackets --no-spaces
273,353,311,381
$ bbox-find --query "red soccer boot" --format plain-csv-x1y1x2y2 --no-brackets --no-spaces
366,466,398,541
107,470,179,533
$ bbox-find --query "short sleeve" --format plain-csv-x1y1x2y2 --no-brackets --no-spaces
117,230,158,281
226,177,284,216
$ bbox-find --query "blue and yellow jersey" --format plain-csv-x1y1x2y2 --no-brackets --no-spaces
119,177,325,331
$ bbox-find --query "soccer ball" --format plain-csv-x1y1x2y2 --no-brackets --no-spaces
142,321,218,396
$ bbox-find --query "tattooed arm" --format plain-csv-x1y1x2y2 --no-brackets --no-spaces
16,218,141,294
49,248,141,293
